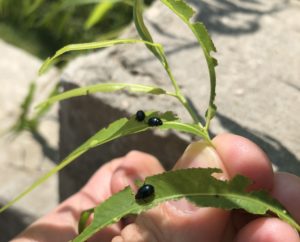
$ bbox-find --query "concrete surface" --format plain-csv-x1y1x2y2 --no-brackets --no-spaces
0,39,59,241
59,0,300,199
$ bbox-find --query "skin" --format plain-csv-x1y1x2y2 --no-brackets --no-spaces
12,133,300,242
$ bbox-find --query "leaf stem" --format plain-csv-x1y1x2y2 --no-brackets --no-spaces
160,52,207,133
176,95,204,127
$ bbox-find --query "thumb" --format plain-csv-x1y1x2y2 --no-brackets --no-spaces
129,141,231,242
161,141,230,241
173,140,229,179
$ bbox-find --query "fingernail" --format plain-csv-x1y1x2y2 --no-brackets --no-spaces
174,141,228,180
167,141,228,213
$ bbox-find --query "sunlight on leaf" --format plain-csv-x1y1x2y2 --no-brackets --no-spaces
39,39,163,75
84,1,115,30
59,0,133,11
160,121,211,143
133,0,167,65
36,83,169,111
73,168,300,241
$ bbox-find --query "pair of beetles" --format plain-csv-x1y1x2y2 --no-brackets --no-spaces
135,110,163,127
134,110,157,202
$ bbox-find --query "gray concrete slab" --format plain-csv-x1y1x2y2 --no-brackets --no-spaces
0,39,59,241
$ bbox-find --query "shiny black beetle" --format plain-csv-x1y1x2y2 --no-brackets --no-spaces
135,184,155,201
147,117,163,126
135,110,146,122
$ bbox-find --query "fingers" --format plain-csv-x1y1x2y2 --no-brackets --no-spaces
12,157,124,242
110,151,164,194
12,151,164,242
271,172,300,223
118,141,231,242
214,134,300,241
235,172,300,242
213,133,275,235
160,133,277,242
80,157,124,202
213,133,274,191
235,217,300,242
114,134,276,242
162,141,230,241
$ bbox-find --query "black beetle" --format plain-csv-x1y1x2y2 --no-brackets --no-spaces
135,110,146,122
147,117,163,126
135,184,155,201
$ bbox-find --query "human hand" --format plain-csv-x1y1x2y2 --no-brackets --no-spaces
12,133,300,242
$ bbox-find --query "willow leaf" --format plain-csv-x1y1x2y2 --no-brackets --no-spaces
84,1,115,30
59,0,133,11
160,121,210,143
60,0,102,9
73,168,300,241
36,83,168,111
133,0,167,65
39,39,162,75
1,111,211,213
160,0,217,125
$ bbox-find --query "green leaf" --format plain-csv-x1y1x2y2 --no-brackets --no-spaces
78,208,94,234
133,0,153,44
160,121,210,142
23,0,43,16
133,0,167,65
59,0,133,11
160,0,218,125
36,83,168,111
1,111,210,213
73,168,300,241
39,39,163,75
59,0,104,10
84,1,115,30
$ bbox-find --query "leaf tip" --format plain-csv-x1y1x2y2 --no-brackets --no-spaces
38,57,51,75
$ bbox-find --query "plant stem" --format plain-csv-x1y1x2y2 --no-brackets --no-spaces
155,45,211,141
163,59,206,131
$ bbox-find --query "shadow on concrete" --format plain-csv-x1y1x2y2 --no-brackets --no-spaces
214,112,300,176
283,81,300,92
30,130,58,162
0,201,34,242
183,98,300,175
192,0,289,35
149,0,290,36
127,0,291,69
